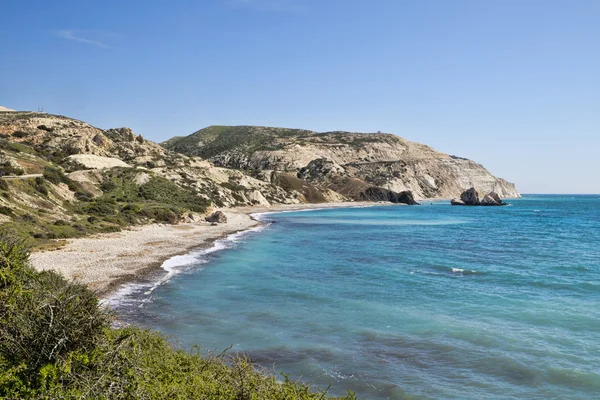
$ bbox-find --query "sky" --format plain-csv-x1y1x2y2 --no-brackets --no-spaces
1,0,599,194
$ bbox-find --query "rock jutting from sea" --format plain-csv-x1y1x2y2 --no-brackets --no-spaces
451,187,506,206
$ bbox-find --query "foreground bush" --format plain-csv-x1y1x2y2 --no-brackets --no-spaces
0,233,354,399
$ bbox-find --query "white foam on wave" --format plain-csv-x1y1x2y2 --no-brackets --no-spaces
452,268,465,273
104,223,271,308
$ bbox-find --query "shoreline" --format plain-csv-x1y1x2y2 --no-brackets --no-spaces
30,201,397,299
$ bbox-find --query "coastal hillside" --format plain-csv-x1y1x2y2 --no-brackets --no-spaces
0,112,308,246
0,111,518,246
162,125,520,200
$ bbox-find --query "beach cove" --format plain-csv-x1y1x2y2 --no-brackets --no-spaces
30,202,396,297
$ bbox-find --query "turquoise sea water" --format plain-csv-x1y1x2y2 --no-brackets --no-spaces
111,195,600,399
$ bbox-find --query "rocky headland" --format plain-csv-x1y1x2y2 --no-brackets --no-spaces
163,125,520,202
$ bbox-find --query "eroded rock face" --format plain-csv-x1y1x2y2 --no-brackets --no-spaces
68,154,131,170
460,187,480,205
488,191,503,204
205,211,228,223
480,194,500,206
297,158,345,181
358,187,419,205
452,188,506,206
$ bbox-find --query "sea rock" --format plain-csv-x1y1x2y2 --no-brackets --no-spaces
452,188,506,206
480,191,506,206
488,191,503,204
480,194,501,206
392,190,418,205
205,211,228,223
359,187,419,205
460,187,480,205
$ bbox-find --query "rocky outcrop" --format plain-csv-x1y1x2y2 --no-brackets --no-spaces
358,187,419,205
68,154,131,170
480,192,504,206
461,187,480,205
162,125,520,201
0,113,309,209
451,188,506,206
297,158,345,181
205,211,228,223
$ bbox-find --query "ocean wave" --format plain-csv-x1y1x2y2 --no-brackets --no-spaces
409,266,482,277
451,267,480,275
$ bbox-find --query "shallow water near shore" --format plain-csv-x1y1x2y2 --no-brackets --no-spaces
112,195,600,399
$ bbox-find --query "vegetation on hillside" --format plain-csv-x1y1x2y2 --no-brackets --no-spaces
162,125,398,161
0,165,211,249
162,125,315,159
0,233,355,399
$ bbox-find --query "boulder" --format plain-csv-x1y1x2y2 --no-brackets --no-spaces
452,188,506,206
205,211,228,223
480,194,501,206
460,187,480,205
480,191,506,206
391,190,418,205
359,187,419,205
488,191,503,204
92,133,109,147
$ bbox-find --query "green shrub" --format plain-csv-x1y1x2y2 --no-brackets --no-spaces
84,199,117,216
141,206,180,224
139,176,209,213
42,166,67,185
0,232,31,291
0,206,12,216
0,270,108,373
0,162,24,177
11,131,28,139
37,184,49,196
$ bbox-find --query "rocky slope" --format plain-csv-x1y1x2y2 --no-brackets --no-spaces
0,113,304,211
163,126,520,200
0,113,311,246
0,112,518,246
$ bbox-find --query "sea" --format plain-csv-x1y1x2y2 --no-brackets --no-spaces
109,195,600,400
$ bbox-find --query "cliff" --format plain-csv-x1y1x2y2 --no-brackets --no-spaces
163,125,520,200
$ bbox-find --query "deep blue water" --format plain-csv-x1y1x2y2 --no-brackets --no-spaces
111,195,600,399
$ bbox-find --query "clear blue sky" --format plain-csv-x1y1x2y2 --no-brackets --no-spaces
1,0,598,194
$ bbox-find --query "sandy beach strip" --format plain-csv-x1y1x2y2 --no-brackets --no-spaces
30,201,395,297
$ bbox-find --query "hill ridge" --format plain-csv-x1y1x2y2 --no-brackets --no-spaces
163,124,519,200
